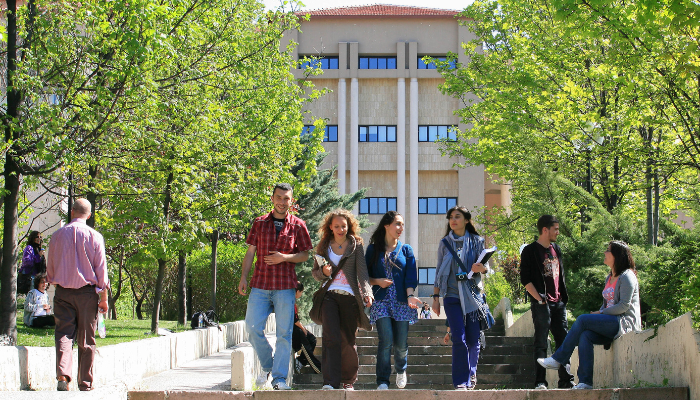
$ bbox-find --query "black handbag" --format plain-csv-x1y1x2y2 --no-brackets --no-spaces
309,256,343,325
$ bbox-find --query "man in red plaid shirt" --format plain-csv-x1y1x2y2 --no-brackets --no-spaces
238,183,312,390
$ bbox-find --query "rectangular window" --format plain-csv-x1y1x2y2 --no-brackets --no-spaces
359,197,398,215
418,268,436,285
359,126,397,142
417,56,456,70
418,125,457,142
418,197,458,214
301,125,338,142
299,56,339,70
359,56,397,69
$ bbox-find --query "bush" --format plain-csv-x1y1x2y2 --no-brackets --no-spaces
484,269,513,308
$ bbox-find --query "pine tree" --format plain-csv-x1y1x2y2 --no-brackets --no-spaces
292,135,368,321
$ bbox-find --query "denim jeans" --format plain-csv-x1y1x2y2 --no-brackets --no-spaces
551,313,619,386
531,300,574,388
245,288,296,385
444,297,481,388
375,317,409,386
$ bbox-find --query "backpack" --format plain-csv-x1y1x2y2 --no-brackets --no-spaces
191,309,219,329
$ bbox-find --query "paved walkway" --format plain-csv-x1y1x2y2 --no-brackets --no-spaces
135,348,235,391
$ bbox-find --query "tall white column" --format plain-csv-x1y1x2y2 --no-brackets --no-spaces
409,78,419,256
338,78,347,195
350,78,359,203
397,78,406,217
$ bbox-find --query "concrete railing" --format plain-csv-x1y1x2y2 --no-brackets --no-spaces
497,298,699,400
0,314,276,391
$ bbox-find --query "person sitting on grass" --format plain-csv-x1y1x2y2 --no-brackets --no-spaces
24,272,56,328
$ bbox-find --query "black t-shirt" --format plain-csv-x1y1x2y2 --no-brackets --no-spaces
272,217,285,238
536,243,561,302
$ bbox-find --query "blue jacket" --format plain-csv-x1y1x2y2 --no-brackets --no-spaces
365,241,417,302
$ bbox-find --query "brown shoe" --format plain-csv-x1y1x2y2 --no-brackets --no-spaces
57,376,69,391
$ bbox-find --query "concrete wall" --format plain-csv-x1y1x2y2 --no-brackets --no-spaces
2,315,277,391
503,304,700,399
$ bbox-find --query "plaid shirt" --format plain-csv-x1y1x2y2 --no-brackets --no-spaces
246,211,312,290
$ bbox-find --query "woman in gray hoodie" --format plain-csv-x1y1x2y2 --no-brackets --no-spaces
537,240,641,389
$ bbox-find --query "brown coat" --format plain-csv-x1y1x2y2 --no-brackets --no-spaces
312,235,373,331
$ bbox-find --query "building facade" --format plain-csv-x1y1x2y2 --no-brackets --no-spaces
284,4,510,295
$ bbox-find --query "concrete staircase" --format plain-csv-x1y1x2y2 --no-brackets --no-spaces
294,318,535,390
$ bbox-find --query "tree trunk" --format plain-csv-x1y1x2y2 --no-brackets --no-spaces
151,169,174,334
0,0,21,344
210,230,219,312
177,250,187,326
109,248,125,320
86,165,99,227
653,170,660,244
186,271,193,320
135,298,144,320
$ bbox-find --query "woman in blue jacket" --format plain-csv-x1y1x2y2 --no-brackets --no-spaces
365,211,422,390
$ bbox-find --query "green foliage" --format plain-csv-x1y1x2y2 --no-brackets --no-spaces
484,270,513,308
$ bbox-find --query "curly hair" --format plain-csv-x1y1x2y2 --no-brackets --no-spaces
316,209,363,255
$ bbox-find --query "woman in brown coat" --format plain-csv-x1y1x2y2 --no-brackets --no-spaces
312,209,374,390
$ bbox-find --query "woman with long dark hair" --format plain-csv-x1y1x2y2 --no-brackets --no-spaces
365,211,421,390
538,240,641,389
431,206,489,390
18,231,45,294
312,209,373,390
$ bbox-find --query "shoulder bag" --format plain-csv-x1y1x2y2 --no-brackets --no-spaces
309,255,344,325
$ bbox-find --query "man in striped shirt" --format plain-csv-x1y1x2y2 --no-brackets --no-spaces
47,198,108,392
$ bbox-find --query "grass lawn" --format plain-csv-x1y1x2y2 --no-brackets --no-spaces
16,308,187,347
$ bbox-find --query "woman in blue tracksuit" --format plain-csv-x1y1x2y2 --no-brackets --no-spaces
365,211,422,390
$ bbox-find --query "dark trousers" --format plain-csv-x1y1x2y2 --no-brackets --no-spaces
30,315,56,328
54,285,98,391
444,297,481,388
321,291,360,388
531,300,574,388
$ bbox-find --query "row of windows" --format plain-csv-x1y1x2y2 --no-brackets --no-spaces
418,56,457,70
418,268,436,285
419,197,458,214
419,125,457,142
359,197,397,215
358,197,458,215
301,125,338,142
359,125,397,142
298,56,452,70
302,126,457,143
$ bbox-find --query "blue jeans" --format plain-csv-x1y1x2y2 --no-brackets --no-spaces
375,317,409,386
444,297,481,388
551,313,619,386
245,288,296,385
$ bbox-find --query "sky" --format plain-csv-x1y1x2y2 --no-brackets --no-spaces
262,0,475,12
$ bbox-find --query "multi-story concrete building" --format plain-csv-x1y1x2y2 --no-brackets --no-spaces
285,4,510,295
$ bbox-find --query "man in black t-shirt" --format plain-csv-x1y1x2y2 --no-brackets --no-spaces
519,215,574,389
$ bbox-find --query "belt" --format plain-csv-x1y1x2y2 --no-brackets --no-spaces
329,289,353,296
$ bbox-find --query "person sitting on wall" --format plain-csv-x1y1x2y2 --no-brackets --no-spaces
24,272,56,328
292,281,321,373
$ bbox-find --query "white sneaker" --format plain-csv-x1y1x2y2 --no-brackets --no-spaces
273,381,291,390
396,371,407,388
535,383,547,389
573,383,593,390
537,357,561,369
322,385,335,390
377,383,389,390
255,372,270,388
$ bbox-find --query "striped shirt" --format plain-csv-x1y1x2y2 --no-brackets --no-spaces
46,218,109,293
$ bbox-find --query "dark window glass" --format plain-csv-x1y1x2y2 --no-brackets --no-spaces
378,58,387,69
419,269,427,284
299,56,339,70
359,57,369,69
302,125,337,142
369,58,378,69
328,126,338,142
387,126,396,142
418,58,428,69
388,198,397,211
378,126,387,142
359,199,369,214
419,126,428,142
378,197,387,214
419,198,427,214
428,198,437,214
428,268,436,284
359,57,397,69
428,126,438,142
369,126,378,142
369,198,378,214
387,58,396,69
447,198,457,209
438,197,447,214
359,126,368,142
438,125,448,140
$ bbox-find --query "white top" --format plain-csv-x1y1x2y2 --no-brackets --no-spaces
327,246,354,295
